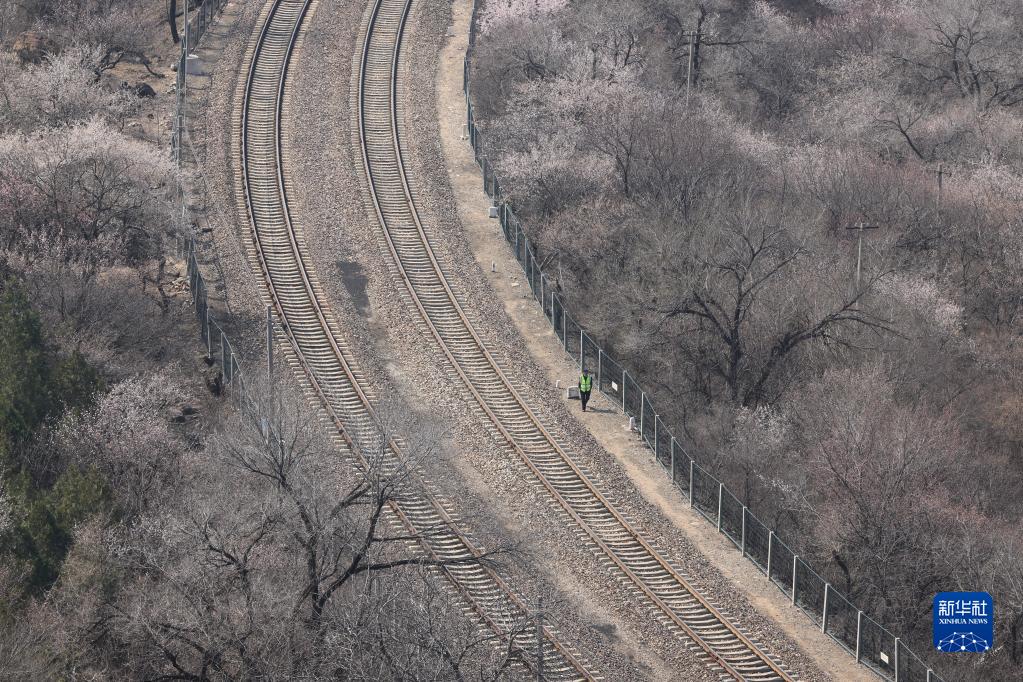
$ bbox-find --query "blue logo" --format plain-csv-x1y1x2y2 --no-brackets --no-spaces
933,592,993,653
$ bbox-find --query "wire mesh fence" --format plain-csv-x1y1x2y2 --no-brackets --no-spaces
172,0,231,162
744,511,771,572
690,462,718,521
565,313,582,366
669,439,691,491
768,535,796,594
597,352,623,406
541,274,554,321
581,332,599,376
825,587,859,655
640,393,655,447
184,236,253,409
795,559,827,627
860,613,899,679
901,644,936,682
655,415,670,469
552,294,565,344
623,372,642,422
718,487,743,549
464,2,944,679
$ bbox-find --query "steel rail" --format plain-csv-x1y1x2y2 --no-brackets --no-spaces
237,0,593,678
356,0,796,679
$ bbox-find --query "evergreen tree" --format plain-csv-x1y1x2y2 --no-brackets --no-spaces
50,351,103,417
0,281,51,462
0,279,108,594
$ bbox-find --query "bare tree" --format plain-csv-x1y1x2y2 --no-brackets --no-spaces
898,0,1023,112
651,183,895,407
41,382,518,680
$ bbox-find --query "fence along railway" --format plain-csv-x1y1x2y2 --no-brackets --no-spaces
237,0,594,678
358,0,796,680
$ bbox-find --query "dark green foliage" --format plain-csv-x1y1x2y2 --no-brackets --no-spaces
0,277,108,595
0,282,51,457
49,351,104,418
4,467,111,593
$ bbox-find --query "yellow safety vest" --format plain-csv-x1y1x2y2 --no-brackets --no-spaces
580,375,592,392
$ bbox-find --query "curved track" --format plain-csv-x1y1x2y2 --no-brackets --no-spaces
237,0,593,678
357,0,796,680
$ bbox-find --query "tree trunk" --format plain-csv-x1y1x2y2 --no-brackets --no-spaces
169,0,180,44
692,7,706,87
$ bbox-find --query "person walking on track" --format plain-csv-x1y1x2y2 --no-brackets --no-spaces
579,370,593,412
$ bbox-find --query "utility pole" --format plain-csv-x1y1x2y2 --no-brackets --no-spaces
935,164,951,208
685,29,697,108
845,222,879,292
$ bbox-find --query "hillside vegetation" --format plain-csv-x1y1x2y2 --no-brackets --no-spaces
471,0,1023,677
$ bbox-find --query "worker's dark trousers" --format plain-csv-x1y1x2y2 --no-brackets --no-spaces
580,390,591,411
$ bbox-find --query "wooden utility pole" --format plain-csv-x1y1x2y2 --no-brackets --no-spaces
935,164,951,208
846,222,879,292
685,29,697,107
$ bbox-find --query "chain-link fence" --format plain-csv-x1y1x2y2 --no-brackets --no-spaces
464,3,943,680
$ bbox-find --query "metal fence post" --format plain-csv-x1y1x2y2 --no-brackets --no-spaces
670,438,676,484
688,459,694,507
716,482,723,531
205,307,212,359
855,610,863,662
894,638,900,682
539,272,544,314
654,415,659,459
792,555,799,604
639,392,645,436
579,329,584,369
562,306,568,352
740,507,746,557
621,369,626,411
229,352,236,387
181,7,188,113
597,349,603,394
927,670,933,682
821,583,829,634
767,530,774,579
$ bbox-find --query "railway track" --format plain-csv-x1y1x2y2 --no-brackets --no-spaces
236,0,594,678
358,0,796,680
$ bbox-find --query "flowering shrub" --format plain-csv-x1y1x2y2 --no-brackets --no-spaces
0,46,135,132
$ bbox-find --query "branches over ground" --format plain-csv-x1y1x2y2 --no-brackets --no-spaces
472,0,1023,677
0,4,518,679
